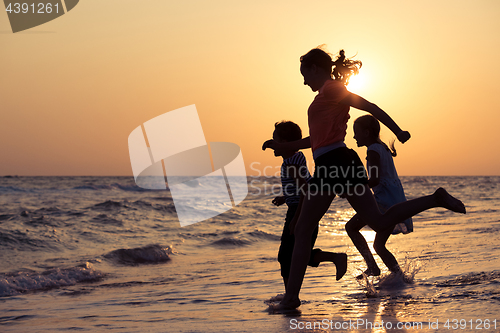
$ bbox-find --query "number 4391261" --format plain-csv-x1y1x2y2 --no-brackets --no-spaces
5,3,60,14
444,319,497,330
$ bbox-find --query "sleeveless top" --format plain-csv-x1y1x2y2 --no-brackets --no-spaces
367,143,413,234
308,79,350,154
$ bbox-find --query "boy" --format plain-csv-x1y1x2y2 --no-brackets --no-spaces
271,121,347,296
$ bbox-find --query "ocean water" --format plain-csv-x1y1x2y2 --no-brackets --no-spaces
0,176,499,332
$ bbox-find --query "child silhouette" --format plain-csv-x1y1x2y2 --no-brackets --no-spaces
346,115,413,278
270,121,347,300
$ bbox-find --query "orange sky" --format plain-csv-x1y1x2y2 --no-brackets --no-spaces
1,0,499,176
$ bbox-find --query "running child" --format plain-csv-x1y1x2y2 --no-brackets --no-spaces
346,115,413,278
272,121,347,295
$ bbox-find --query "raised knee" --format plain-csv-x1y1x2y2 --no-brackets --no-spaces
345,222,356,235
373,241,386,254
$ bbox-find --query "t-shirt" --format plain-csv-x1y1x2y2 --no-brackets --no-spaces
308,79,350,152
281,152,311,205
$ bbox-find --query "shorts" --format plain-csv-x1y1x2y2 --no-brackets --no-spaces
278,203,322,278
308,147,369,195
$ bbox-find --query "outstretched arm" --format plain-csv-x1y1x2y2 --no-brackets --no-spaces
339,92,410,143
262,137,311,151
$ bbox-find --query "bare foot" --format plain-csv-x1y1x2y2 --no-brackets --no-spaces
435,188,466,214
268,297,301,313
335,253,348,281
356,267,381,280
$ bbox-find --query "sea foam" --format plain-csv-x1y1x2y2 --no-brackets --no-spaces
0,263,103,297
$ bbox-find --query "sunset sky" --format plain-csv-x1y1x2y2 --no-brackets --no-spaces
1,0,499,176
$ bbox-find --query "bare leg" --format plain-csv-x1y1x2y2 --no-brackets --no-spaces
347,186,465,233
345,214,380,278
373,229,400,273
283,277,288,291
278,186,464,310
278,190,336,309
312,251,348,281
282,250,345,295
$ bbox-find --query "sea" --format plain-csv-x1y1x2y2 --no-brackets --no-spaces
0,176,499,332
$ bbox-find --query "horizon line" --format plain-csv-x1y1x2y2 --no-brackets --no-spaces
2,174,500,177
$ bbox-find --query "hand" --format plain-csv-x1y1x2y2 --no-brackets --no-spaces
272,196,286,206
397,131,411,143
262,139,276,151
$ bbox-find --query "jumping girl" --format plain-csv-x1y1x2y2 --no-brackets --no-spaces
347,114,413,278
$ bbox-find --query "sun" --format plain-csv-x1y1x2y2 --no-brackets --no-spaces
346,72,367,93
347,71,370,94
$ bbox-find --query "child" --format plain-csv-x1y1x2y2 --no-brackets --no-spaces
346,115,413,278
271,121,347,295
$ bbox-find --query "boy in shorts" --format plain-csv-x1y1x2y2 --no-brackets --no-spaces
271,121,348,297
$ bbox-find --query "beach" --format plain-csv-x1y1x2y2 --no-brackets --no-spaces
1,176,499,332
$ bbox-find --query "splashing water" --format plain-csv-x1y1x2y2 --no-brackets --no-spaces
400,254,424,283
355,255,424,296
355,272,379,297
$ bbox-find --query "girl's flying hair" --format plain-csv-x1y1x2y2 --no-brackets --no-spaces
354,115,397,157
300,46,362,86
332,50,362,86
